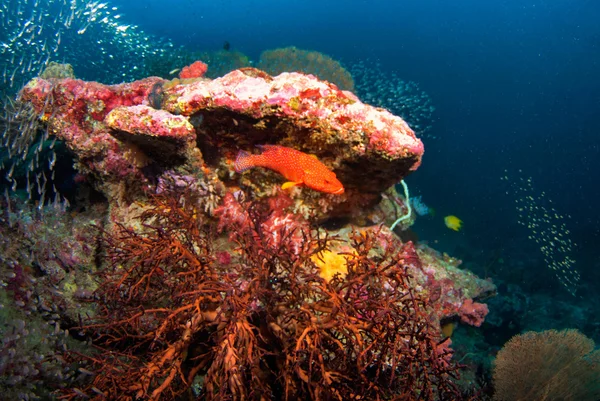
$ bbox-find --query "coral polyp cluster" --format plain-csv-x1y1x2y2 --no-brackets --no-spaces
68,186,460,400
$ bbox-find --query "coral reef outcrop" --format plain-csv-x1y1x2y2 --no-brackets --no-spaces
6,62,495,399
20,67,424,222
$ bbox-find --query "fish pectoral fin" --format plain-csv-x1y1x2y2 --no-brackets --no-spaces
282,181,302,190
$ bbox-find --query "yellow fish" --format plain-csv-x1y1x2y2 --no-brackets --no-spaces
444,215,463,231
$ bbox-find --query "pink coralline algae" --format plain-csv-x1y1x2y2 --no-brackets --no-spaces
19,68,424,221
165,69,423,167
105,105,196,164
105,105,194,141
19,76,167,182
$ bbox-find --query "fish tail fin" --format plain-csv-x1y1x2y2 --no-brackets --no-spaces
234,150,254,173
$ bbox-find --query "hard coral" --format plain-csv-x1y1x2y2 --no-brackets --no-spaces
66,186,462,400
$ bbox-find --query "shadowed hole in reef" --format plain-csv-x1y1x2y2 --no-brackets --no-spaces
192,109,273,166
320,216,351,230
191,109,321,167
110,130,188,168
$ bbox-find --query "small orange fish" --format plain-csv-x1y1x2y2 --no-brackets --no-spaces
234,145,344,194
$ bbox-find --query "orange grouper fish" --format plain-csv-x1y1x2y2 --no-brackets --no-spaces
234,145,345,195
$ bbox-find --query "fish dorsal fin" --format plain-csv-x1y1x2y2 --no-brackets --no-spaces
282,181,302,190
309,154,318,159
256,144,278,152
